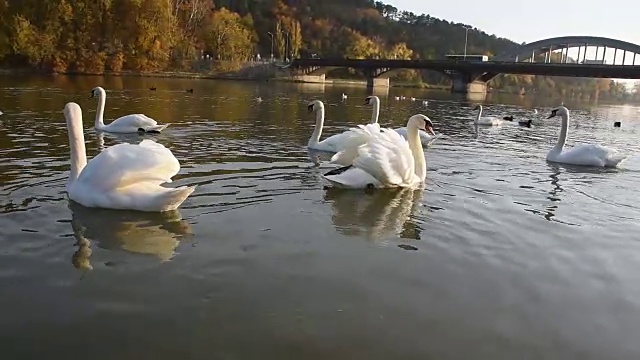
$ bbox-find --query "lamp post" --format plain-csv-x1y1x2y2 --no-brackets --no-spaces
463,26,470,60
284,31,289,61
267,32,274,61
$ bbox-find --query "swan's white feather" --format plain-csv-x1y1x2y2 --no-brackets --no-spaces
546,106,628,168
475,116,503,126
330,123,381,165
69,139,194,212
311,124,375,153
101,114,168,133
324,128,421,188
548,143,627,167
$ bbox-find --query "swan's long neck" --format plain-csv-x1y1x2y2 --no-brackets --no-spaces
406,125,426,181
95,89,106,130
553,112,569,152
67,112,87,188
370,99,380,124
308,106,324,147
475,106,482,122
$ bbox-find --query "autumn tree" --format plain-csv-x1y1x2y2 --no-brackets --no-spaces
202,8,254,62
344,29,380,59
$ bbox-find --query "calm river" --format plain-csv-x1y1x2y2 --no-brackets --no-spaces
2,75,640,359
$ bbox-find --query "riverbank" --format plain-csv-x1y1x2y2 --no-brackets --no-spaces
0,65,452,91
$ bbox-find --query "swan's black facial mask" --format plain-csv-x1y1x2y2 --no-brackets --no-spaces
307,104,314,112
548,110,558,119
364,97,371,105
89,91,95,99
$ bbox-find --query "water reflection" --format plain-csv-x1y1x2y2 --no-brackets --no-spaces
324,187,423,241
69,201,193,270
545,168,563,221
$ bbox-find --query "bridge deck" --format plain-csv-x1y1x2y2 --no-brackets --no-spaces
291,59,640,79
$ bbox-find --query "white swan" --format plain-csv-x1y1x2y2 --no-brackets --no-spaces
90,86,169,133
473,105,504,126
365,95,437,145
306,100,379,153
322,114,433,189
546,106,627,167
63,102,195,212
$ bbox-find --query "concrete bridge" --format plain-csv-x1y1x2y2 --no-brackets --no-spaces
287,36,640,94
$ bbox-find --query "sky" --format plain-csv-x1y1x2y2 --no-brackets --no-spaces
384,0,639,46
384,0,639,84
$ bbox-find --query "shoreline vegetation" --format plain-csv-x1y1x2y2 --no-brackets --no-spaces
0,0,635,100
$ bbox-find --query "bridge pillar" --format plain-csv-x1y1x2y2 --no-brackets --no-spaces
451,72,487,95
366,77,390,88
292,73,326,84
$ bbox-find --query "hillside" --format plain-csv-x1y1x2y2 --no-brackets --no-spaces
0,0,628,99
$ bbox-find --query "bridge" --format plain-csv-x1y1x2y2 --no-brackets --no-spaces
288,36,640,94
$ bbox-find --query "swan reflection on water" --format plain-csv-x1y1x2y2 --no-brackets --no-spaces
69,201,193,271
323,187,424,242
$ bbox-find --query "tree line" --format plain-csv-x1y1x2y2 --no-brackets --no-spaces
0,0,632,99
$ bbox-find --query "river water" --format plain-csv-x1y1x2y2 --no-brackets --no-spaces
2,75,640,359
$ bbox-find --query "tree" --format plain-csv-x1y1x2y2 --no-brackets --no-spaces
203,8,254,62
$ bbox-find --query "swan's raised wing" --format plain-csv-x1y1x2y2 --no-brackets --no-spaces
330,124,381,165
353,128,415,186
77,139,181,191
320,123,380,152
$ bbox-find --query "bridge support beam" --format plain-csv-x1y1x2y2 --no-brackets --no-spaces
366,77,390,88
451,72,487,95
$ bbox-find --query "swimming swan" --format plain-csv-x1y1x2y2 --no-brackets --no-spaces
546,106,627,167
90,86,169,133
473,105,503,126
64,102,195,212
365,95,436,145
322,114,434,189
307,100,379,152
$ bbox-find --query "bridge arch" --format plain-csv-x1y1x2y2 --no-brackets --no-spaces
493,36,640,63
479,36,640,82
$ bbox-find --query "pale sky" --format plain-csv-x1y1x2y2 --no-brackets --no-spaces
385,1,639,48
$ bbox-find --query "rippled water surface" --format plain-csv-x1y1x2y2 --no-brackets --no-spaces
2,75,640,359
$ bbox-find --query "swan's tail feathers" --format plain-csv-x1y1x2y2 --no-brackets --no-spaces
142,124,169,133
607,153,629,167
160,185,196,211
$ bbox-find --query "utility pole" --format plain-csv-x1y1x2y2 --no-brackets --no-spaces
463,26,471,60
267,32,274,61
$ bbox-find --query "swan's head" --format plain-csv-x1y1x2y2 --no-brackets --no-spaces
472,104,482,111
307,100,324,113
547,106,569,119
408,114,436,136
90,86,105,99
64,102,82,123
364,96,379,105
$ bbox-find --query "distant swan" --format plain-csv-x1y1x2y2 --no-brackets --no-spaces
366,95,437,145
546,106,627,167
90,86,169,133
322,114,433,189
307,100,379,153
473,105,503,126
63,102,195,212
